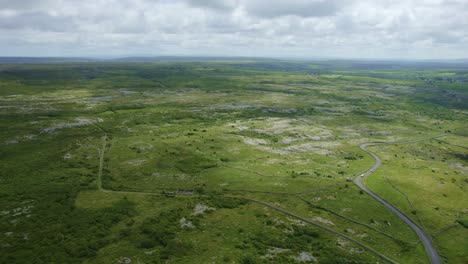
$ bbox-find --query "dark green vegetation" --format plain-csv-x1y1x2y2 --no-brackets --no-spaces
0,60,467,263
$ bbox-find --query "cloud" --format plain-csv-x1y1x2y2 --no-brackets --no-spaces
0,11,75,32
242,0,343,18
0,0,57,10
0,0,466,59
185,0,237,11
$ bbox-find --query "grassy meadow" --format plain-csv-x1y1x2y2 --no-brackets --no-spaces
0,60,466,263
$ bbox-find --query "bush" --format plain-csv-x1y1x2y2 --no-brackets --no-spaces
161,241,193,259
210,196,246,209
140,239,157,249
457,219,468,228
241,255,256,264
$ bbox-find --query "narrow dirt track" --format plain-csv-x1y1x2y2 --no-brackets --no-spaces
96,132,397,263
96,129,448,263
238,197,398,263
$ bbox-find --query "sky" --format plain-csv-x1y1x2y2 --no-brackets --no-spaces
0,0,467,59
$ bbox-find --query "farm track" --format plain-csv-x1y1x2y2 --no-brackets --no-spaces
235,196,398,263
95,130,449,263
95,132,397,263
97,133,164,197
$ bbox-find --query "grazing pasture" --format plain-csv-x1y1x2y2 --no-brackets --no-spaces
0,60,466,263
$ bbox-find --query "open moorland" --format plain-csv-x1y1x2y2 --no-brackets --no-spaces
0,59,467,263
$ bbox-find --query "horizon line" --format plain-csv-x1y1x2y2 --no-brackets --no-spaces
0,55,467,62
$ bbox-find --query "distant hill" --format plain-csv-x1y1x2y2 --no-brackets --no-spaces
1,57,467,68
111,56,278,62
0,56,278,64
0,57,97,63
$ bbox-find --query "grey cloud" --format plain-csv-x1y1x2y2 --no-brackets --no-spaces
185,0,236,11
0,0,57,9
0,0,466,59
0,11,75,32
428,31,462,44
242,0,343,18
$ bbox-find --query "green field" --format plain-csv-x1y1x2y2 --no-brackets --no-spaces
0,60,467,263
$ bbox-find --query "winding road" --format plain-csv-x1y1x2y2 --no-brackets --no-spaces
96,132,397,263
355,134,447,264
96,126,448,263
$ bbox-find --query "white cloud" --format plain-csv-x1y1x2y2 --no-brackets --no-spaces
0,0,466,59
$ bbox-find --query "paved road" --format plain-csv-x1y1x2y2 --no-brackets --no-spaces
96,132,396,263
96,127,444,263
355,134,446,264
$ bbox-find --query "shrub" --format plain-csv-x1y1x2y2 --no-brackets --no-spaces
241,255,256,264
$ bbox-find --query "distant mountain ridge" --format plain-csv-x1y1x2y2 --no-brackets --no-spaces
0,57,98,63
110,56,277,62
1,56,467,66
0,56,277,64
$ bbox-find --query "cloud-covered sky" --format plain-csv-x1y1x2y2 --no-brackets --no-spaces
0,0,467,59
